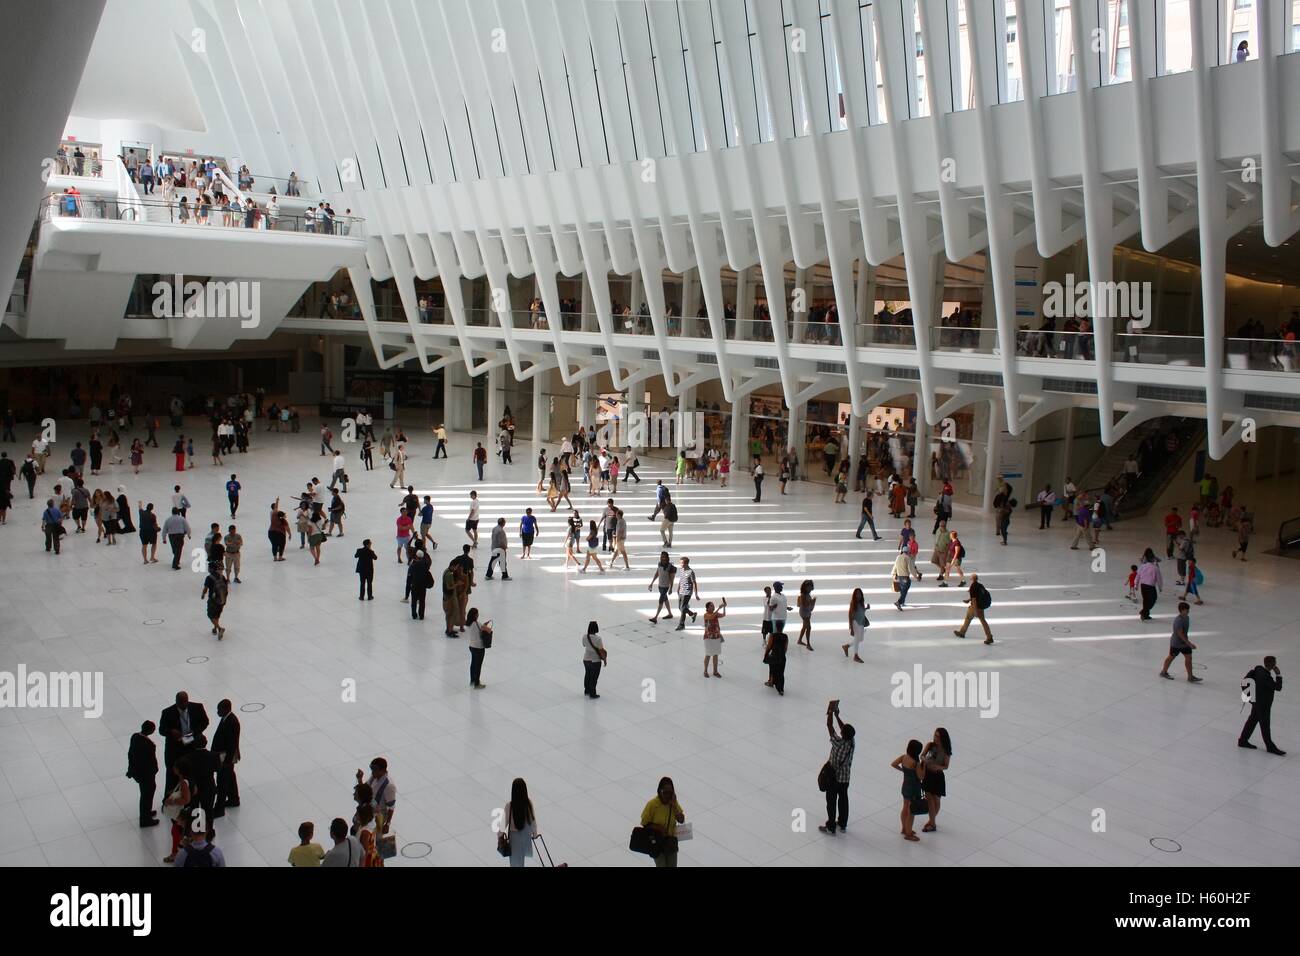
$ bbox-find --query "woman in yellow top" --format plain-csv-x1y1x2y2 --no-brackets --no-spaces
640,777,686,868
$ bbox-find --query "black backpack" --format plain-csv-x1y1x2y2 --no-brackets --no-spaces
183,844,216,867
664,502,678,522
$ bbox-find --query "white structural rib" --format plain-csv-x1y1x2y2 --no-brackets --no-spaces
965,0,1023,433
872,0,943,426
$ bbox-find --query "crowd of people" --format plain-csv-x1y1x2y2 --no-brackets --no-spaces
0,389,1288,867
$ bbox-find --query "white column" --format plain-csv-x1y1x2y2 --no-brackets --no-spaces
788,401,805,475
792,267,809,343
486,366,503,441
630,270,644,314
676,386,696,451
856,259,875,339
736,265,755,340
681,268,700,338
847,412,861,470
982,398,1002,511
531,370,551,448
580,271,592,332
729,396,746,469
577,376,593,429
1061,405,1076,486
912,391,929,496
443,362,472,432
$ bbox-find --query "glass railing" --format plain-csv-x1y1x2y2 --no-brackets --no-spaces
245,173,312,198
39,193,364,237
1225,337,1299,372
857,322,917,348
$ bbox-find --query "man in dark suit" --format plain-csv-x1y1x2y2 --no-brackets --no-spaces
159,691,210,800
211,699,242,816
126,720,159,827
1240,656,1285,755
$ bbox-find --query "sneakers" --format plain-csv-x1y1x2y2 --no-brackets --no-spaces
1158,671,1174,679
1188,676,1203,683
1238,740,1257,749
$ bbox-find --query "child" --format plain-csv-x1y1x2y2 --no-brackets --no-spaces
1188,503,1201,540
287,821,325,866
1126,564,1139,602
834,471,848,503
1232,512,1253,561
1180,557,1204,605
186,436,195,469
719,455,730,488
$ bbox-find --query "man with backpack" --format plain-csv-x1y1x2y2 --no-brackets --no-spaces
660,494,678,547
954,573,994,644
174,827,225,867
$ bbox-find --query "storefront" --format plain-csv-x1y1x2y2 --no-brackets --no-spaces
747,394,787,458
860,404,918,483
803,399,848,479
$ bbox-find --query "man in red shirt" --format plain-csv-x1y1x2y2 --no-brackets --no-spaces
1163,507,1182,558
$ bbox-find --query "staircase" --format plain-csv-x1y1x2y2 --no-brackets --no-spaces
1079,416,1203,519
1275,515,1300,559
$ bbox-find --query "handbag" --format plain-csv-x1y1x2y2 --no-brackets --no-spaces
817,761,834,793
909,795,929,816
891,578,900,592
388,461,397,471
629,826,677,858
496,831,511,857
480,625,493,649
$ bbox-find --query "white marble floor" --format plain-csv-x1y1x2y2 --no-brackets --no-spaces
0,420,1295,867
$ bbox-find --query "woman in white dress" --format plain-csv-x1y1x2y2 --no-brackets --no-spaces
701,598,726,678
502,778,538,867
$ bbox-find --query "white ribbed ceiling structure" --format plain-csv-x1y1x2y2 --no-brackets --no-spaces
46,1,1300,457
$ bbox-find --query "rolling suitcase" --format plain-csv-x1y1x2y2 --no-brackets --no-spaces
533,833,566,868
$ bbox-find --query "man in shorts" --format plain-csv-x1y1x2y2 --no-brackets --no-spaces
1159,602,1202,683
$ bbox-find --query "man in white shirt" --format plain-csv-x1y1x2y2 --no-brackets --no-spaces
358,758,397,830
768,581,790,634
31,436,49,474
321,818,363,867
465,491,481,548
331,450,348,492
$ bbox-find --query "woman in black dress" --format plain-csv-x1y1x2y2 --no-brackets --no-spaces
891,739,924,841
921,728,951,833
138,503,159,563
115,486,135,534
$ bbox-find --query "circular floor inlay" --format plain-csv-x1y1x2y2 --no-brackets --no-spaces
239,702,266,713
109,587,128,593
78,561,98,568
186,656,209,664
1062,589,1080,597
1051,626,1072,634
1010,576,1028,585
144,618,164,625
401,842,432,859
1149,837,1182,853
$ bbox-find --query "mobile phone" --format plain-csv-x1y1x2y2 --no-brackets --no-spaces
829,699,840,714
